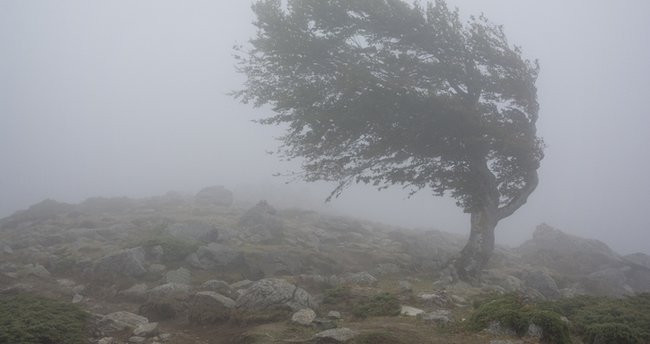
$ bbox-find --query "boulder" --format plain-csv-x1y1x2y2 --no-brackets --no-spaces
98,311,149,334
581,267,634,296
165,267,191,285
237,201,284,243
188,291,235,324
520,270,560,299
327,311,341,320
119,283,148,302
624,253,650,269
195,186,234,206
291,309,317,326
193,243,246,270
400,306,424,317
93,247,147,279
518,224,622,276
133,322,159,337
140,283,192,321
22,264,51,279
235,278,317,311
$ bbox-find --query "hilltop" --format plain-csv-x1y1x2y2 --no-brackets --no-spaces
1,187,649,344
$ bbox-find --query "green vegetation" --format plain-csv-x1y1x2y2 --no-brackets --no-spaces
468,293,650,344
351,293,401,319
0,294,88,344
584,324,641,344
323,287,400,319
540,293,650,343
323,286,354,305
468,294,570,344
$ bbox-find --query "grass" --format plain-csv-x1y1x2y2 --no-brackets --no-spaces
323,287,401,319
0,294,88,344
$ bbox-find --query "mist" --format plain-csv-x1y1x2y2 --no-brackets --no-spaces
1,0,649,255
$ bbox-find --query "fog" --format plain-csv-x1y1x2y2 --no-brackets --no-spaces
1,1,649,254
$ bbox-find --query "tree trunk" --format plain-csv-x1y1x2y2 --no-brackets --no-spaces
455,207,498,281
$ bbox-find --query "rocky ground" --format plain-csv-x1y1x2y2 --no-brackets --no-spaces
1,186,649,344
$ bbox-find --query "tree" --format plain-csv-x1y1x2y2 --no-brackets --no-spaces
233,0,544,280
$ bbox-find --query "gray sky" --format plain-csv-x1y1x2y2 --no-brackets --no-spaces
1,1,649,254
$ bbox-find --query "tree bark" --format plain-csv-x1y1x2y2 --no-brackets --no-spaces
455,206,498,281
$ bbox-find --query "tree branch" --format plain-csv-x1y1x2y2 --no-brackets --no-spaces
496,170,538,221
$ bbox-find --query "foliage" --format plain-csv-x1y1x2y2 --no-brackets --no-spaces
234,0,543,214
584,324,641,344
539,293,650,343
0,294,88,344
323,286,354,304
468,294,571,344
469,293,650,344
323,287,400,319
351,293,401,319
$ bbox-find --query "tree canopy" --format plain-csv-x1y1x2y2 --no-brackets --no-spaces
234,0,544,278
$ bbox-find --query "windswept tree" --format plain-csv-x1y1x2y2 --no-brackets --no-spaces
233,0,544,279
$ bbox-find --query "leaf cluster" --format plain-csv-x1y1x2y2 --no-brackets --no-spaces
235,0,543,212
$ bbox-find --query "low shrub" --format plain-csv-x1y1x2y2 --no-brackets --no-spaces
468,294,570,344
351,293,401,319
584,323,641,344
540,293,650,343
0,294,88,344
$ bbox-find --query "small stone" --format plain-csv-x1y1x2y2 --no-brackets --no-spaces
159,333,172,342
72,294,83,304
291,308,317,326
128,336,146,343
398,280,413,292
400,305,424,316
327,311,341,319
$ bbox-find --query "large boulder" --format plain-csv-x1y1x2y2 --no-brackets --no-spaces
139,283,192,321
237,201,284,243
235,278,317,312
624,253,650,269
188,292,236,324
93,247,147,279
165,267,191,285
518,224,622,276
97,311,149,335
581,267,634,297
520,270,561,299
195,186,234,206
